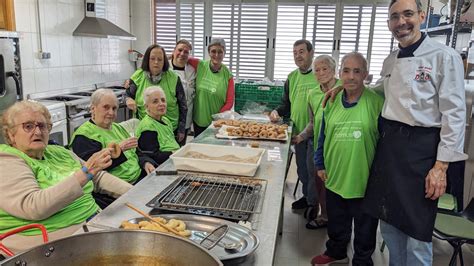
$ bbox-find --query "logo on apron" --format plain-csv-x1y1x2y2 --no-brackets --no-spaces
414,66,432,82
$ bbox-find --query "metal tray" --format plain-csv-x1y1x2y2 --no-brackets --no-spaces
146,173,267,221
215,125,288,142
124,214,259,261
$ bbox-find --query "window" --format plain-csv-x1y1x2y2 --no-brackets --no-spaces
273,5,305,80
179,3,205,58
153,2,177,53
153,0,396,82
307,4,337,57
212,3,269,79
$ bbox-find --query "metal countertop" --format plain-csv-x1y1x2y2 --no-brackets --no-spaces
83,126,292,266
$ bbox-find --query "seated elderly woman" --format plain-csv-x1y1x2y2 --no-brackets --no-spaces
0,100,132,253
70,88,155,185
136,86,180,166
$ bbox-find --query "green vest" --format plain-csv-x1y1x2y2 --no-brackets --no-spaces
288,69,319,134
308,79,342,150
193,60,233,127
131,69,180,130
70,121,140,183
135,115,180,152
323,89,383,198
0,145,98,235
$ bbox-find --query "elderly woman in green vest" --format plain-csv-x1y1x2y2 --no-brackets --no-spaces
136,86,180,166
125,44,187,144
0,100,132,252
297,55,342,230
70,89,155,186
187,37,235,137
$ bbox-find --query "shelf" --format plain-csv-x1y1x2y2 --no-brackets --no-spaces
424,23,472,35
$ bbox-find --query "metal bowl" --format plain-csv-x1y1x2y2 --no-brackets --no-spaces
1,230,222,266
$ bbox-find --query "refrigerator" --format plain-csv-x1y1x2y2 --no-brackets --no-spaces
0,32,22,144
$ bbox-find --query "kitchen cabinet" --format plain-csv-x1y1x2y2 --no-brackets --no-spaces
0,0,15,31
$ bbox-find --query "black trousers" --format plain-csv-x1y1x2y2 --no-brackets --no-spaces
174,128,189,147
193,122,207,138
325,189,378,266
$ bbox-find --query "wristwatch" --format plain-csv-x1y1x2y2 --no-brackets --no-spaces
81,166,94,181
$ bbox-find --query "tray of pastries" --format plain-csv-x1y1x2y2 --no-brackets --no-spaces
213,119,288,141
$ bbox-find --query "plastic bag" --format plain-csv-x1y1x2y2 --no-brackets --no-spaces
212,110,243,121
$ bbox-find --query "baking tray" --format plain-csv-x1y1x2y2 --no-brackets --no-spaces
215,125,288,142
123,214,259,261
146,173,267,221
170,143,265,177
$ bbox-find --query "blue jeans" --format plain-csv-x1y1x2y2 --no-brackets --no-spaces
380,220,432,266
295,139,316,205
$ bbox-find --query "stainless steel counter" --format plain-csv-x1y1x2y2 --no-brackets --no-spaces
84,126,292,265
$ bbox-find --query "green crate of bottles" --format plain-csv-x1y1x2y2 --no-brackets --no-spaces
234,82,284,113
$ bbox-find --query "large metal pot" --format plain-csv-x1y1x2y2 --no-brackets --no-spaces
1,230,222,265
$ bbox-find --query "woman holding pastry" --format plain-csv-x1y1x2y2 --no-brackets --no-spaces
70,88,155,185
135,86,180,166
0,100,132,253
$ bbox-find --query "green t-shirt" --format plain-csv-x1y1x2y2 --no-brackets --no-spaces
288,69,319,134
323,88,383,198
193,60,233,127
0,144,98,235
70,121,140,183
131,69,180,130
308,79,342,150
135,115,180,152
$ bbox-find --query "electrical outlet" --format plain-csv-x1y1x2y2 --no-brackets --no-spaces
38,52,51,59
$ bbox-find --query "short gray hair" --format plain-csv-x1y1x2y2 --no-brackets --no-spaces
144,86,166,105
389,0,423,11
208,37,226,53
313,55,336,72
340,52,368,72
90,88,118,107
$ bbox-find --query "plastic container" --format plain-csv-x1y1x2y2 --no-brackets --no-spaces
234,81,284,113
421,14,441,29
170,143,265,176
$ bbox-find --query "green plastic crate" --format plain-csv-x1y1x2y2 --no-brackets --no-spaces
235,82,284,113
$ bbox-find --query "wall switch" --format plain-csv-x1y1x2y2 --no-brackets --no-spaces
38,52,51,59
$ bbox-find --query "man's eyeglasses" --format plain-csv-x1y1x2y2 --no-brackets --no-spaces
389,10,421,22
15,122,52,133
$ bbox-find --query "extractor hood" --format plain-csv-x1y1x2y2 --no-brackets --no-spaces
73,0,136,41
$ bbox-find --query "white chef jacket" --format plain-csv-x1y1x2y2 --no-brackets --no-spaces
373,36,468,162
170,61,196,129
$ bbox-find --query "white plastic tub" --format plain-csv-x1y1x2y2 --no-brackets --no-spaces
170,143,265,177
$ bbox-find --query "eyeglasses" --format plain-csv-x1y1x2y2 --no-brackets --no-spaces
15,122,52,133
389,10,421,22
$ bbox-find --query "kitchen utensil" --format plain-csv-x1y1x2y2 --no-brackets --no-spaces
147,173,267,221
200,224,229,250
124,214,259,261
224,242,242,253
0,231,222,266
124,202,181,236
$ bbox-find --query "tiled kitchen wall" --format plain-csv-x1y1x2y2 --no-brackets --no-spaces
15,0,135,98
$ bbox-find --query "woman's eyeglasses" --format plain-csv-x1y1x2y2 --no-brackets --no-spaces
16,122,52,133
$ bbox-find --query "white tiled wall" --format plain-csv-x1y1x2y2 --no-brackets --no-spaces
15,0,135,98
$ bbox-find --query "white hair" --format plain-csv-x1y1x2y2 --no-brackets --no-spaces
144,86,166,105
90,88,118,106
313,55,336,72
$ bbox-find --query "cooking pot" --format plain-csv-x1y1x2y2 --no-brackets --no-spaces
1,230,222,266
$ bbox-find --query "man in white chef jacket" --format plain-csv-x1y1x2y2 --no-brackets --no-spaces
363,0,468,265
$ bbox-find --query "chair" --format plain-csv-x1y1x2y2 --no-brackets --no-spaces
379,193,459,253
433,197,474,266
